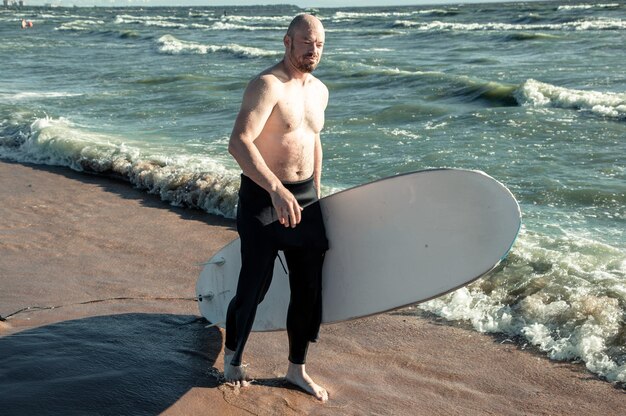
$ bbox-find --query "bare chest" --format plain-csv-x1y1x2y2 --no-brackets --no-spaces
268,87,325,134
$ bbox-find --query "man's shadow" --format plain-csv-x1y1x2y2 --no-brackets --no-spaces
0,313,222,416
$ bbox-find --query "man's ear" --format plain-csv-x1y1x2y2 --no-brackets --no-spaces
283,34,291,49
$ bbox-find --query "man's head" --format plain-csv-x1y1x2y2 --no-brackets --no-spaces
284,14,325,73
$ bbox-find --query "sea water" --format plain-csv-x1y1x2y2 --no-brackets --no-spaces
0,1,624,384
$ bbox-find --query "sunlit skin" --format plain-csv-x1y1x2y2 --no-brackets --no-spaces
287,25,324,73
228,16,327,230
226,15,329,402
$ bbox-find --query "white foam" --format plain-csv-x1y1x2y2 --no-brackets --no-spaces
36,13,60,19
420,228,626,383
211,21,283,31
558,3,620,11
417,9,456,16
157,34,208,54
341,61,438,78
114,14,189,29
115,14,187,22
387,128,422,140
332,9,454,20
188,11,214,18
220,15,292,24
395,18,626,31
516,79,626,119
333,11,415,19
157,35,278,58
0,91,83,100
0,116,240,218
56,19,105,31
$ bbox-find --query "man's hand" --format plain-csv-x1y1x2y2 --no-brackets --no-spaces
271,186,303,228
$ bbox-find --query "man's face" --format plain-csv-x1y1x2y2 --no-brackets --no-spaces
287,26,325,73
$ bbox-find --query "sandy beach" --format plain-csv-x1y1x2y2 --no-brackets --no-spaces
1,159,624,416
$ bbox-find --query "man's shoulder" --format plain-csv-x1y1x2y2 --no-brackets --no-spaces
308,75,327,91
246,66,286,94
256,62,289,83
306,76,329,102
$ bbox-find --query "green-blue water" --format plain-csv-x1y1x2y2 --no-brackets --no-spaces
1,1,624,384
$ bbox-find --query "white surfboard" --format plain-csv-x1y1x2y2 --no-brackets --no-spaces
196,169,521,331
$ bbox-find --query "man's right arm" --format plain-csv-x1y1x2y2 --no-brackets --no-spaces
228,76,303,227
228,76,282,191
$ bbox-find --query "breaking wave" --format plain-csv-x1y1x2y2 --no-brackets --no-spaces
557,3,621,11
114,14,196,29
420,228,626,384
0,116,240,218
328,62,626,117
516,79,626,119
394,18,626,31
157,34,279,58
219,14,292,24
210,21,284,31
332,9,458,20
0,91,84,101
56,19,105,32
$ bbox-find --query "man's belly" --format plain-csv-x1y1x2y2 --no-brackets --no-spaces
257,137,315,182
267,161,314,183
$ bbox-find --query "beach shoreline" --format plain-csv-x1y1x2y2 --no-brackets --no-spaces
1,159,624,416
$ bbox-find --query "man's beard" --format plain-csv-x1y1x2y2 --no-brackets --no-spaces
290,44,319,73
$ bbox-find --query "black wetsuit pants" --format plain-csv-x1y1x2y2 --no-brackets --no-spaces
225,174,328,367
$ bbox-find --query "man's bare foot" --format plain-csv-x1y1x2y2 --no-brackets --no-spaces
285,362,328,402
223,347,250,387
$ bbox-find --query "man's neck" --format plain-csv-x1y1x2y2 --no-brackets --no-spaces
280,58,311,84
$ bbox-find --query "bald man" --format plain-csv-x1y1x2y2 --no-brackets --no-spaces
225,14,329,402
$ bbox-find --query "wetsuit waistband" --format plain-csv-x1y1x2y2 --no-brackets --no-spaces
239,174,318,208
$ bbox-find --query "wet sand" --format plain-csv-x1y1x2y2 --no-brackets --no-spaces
1,160,624,415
